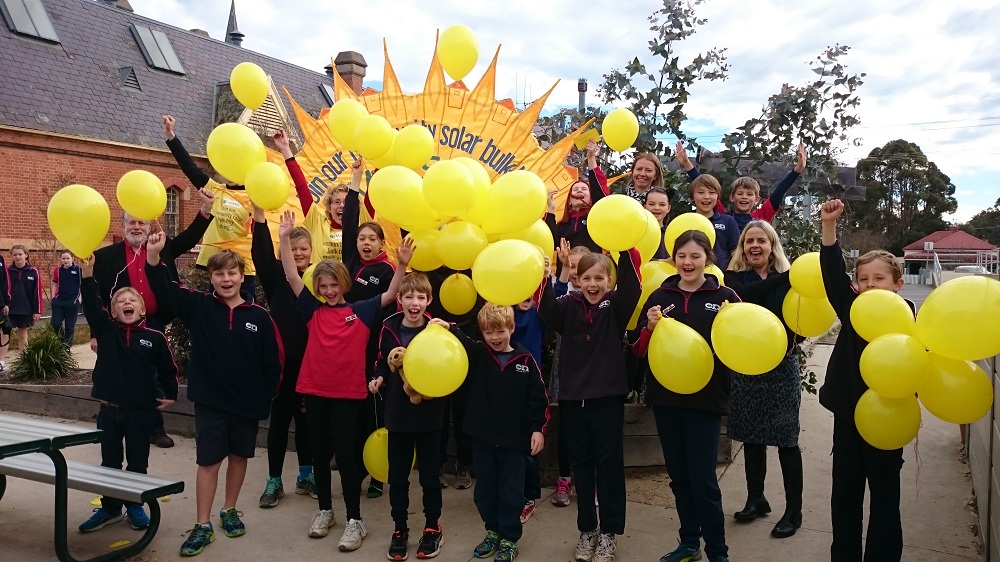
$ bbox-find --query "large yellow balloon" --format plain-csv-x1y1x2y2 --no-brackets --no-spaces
919,353,994,424
495,219,554,257
327,99,369,151
244,162,290,211
440,273,478,315
435,221,488,270
628,261,676,330
850,289,914,341
367,166,437,228
664,213,716,256
782,288,836,337
423,160,477,217
636,211,663,263
648,316,715,394
354,115,395,160
403,324,469,397
854,390,921,450
48,184,110,257
479,171,547,236
394,125,435,170
915,276,1000,361
472,240,545,306
859,334,929,399
301,264,325,303
206,123,266,184
789,252,824,299
230,62,268,110
712,303,787,375
117,170,166,220
602,108,639,152
369,130,399,169
437,24,479,81
586,194,647,252
406,230,444,272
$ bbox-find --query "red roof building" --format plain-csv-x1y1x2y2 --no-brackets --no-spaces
903,227,998,273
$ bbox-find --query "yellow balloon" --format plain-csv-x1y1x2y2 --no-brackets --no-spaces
636,211,663,263
664,213,716,256
327,98,369,151
301,264,326,303
472,240,545,306
406,230,444,272
244,162,290,211
854,390,921,450
789,252,824,299
47,184,110,257
628,261,676,330
394,125,436,170
648,317,715,394
601,108,639,152
455,158,493,225
369,130,399,169
367,166,437,228
117,170,166,220
354,115,395,160
479,171,547,236
706,264,726,286
403,323,469,397
712,303,787,375
915,275,1000,361
859,334,929,399
229,62,268,110
440,273,478,315
782,288,836,337
362,428,392,483
206,122,266,184
495,219,554,257
423,160,477,217
586,194,647,252
437,24,479,81
849,289,914,342
918,353,994,424
436,221,488,271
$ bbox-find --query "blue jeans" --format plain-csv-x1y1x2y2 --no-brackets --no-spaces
472,439,525,542
50,300,79,348
97,404,154,512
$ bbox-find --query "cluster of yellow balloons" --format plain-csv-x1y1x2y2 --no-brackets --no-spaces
48,184,111,258
230,62,269,111
783,252,837,337
402,324,469,397
326,99,437,171
437,24,479,81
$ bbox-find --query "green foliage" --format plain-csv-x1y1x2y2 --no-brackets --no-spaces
9,325,78,381
963,197,1000,246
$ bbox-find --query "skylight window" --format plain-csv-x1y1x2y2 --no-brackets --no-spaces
130,24,186,75
0,0,60,43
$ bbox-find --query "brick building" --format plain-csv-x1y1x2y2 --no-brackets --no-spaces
0,0,366,290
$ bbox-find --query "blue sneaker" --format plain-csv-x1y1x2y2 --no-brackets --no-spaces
219,507,246,538
474,530,500,558
660,542,702,562
79,507,124,532
126,504,150,529
180,523,215,556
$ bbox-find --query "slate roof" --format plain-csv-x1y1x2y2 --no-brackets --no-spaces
902,228,997,252
0,0,332,153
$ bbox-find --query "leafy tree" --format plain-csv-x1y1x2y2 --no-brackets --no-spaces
965,198,1000,246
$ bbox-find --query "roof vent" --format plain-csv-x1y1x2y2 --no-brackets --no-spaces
119,66,140,91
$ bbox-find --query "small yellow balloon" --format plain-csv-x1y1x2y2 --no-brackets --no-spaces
918,353,994,424
782,288,836,337
48,184,110,257
362,428,391,483
648,317,715,394
850,289,914,341
601,108,640,152
406,230,444,272
789,252,824,299
586,194,647,252
244,162,290,211
301,264,326,303
117,170,166,220
437,24,479,81
423,160,477,217
327,98,369,151
479,171,547,236
367,166,437,228
854,390,921,450
440,273,478,315
859,334,929,399
354,115,395,160
472,240,545,306
915,276,1000,361
230,62,269,110
664,213,716,256
403,323,470,397
394,125,436,170
628,261,676,330
712,303,787,375
206,122,266,184
436,221,488,271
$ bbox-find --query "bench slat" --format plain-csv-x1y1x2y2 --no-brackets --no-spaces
0,454,184,504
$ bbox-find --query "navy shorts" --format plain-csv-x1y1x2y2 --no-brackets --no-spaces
194,403,258,466
8,314,34,329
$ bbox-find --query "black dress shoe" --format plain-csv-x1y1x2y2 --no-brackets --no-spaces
733,495,770,522
150,432,175,448
770,509,802,538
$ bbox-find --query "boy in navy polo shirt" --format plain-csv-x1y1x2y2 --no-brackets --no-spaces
689,175,740,270
51,250,82,350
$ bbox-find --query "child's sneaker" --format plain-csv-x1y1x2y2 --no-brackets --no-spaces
552,477,572,507
415,525,443,559
454,463,472,489
78,507,124,532
338,518,368,551
473,530,501,558
309,509,336,538
387,529,409,560
179,523,215,557
367,480,384,499
519,500,536,524
296,472,318,498
494,539,518,561
659,542,702,562
126,504,150,529
594,533,616,562
259,477,284,508
574,530,598,562
218,507,245,538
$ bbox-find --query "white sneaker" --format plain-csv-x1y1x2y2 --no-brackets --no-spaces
308,509,335,538
338,518,367,552
574,530,598,562
0,361,6,372
594,532,616,562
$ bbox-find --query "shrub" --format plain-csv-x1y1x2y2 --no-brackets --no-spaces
9,325,78,381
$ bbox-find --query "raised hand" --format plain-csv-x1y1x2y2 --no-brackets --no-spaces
794,142,807,173
197,188,215,215
585,140,600,169
162,115,176,140
397,236,415,267
350,157,365,191
674,140,693,171
278,210,296,238
273,130,293,159
428,318,450,329
79,255,95,277
821,199,845,222
547,190,557,214
250,201,265,222
557,238,571,267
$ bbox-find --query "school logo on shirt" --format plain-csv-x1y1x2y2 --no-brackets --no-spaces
515,364,530,373
368,276,380,285
26,275,35,281
139,338,153,348
245,322,258,332
705,303,721,312
715,224,726,230
598,300,611,309
70,270,78,275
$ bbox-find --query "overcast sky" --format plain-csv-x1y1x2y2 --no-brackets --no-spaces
136,0,1000,223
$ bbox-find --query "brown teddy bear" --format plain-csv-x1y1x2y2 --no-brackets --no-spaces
387,346,430,404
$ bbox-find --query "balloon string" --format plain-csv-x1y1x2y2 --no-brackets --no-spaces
112,219,164,294
913,427,922,502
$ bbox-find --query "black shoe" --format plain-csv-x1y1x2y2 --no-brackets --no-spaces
770,509,802,538
388,529,409,560
733,495,770,522
150,432,174,448
415,525,443,559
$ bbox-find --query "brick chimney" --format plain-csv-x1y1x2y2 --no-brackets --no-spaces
335,51,367,95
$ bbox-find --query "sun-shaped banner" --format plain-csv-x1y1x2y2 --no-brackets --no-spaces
263,36,592,262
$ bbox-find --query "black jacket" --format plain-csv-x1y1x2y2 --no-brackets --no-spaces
452,327,549,454
82,277,178,410
0,255,10,308
342,190,397,304
371,313,446,433
544,169,608,255
634,274,741,415
7,263,43,315
145,261,282,420
724,269,800,354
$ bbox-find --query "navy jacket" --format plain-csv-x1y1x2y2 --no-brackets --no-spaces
707,211,740,270
372,312,446,433
545,168,609,255
0,255,9,308
145,261,282,420
513,305,546,367
82,277,178,410
52,265,82,303
8,263,43,315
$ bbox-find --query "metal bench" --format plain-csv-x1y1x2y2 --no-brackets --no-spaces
0,453,184,562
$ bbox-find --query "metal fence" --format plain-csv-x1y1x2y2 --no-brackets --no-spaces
969,355,999,561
